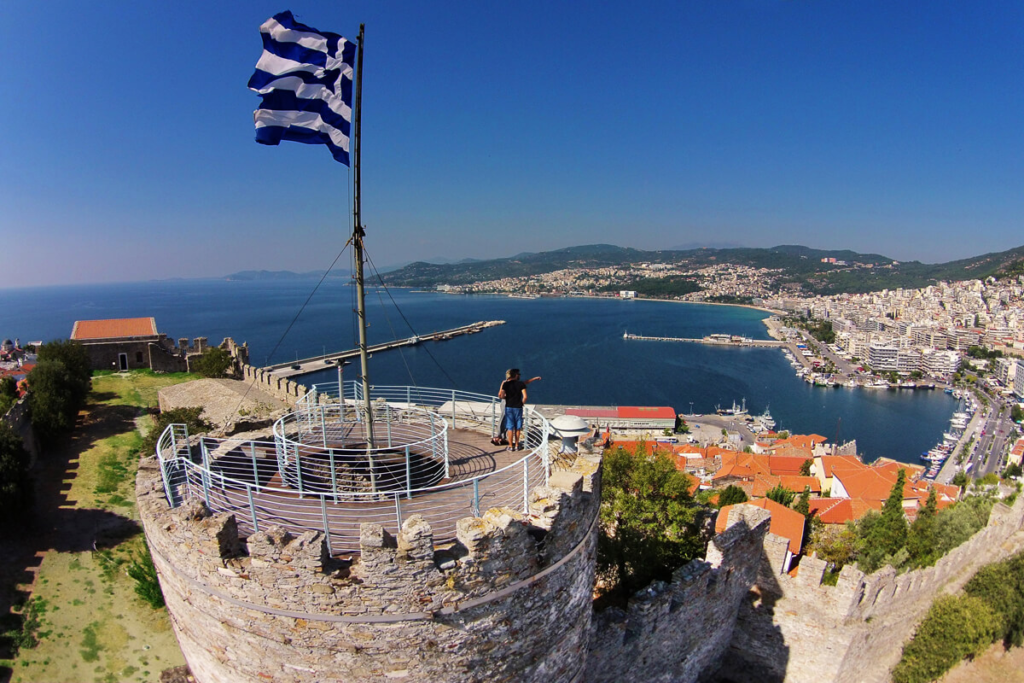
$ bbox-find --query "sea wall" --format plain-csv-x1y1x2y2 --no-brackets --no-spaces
722,495,1024,683
586,504,774,683
136,455,601,683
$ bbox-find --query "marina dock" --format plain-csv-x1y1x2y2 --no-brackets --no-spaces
268,320,505,378
624,332,784,348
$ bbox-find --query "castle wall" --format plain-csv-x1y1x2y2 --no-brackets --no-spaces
722,495,1024,683
586,504,774,683
238,362,307,404
136,457,601,683
1,395,39,465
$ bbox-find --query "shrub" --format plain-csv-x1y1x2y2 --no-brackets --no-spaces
891,595,999,683
190,347,233,378
139,406,213,456
716,485,748,507
127,544,165,609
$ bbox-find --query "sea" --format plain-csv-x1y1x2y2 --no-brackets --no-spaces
0,279,957,465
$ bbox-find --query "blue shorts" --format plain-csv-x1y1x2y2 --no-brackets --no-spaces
504,407,524,431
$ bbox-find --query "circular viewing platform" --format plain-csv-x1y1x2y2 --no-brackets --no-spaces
155,383,553,554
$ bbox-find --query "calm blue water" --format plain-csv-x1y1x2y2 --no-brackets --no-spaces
0,280,956,464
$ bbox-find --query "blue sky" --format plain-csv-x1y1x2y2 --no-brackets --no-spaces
1,1,1022,287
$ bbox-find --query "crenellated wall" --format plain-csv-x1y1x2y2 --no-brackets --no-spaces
586,504,774,683
136,456,601,683
238,363,307,404
722,495,1024,683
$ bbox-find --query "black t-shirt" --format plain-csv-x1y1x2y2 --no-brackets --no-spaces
501,379,526,408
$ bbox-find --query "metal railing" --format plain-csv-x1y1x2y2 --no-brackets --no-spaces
153,384,552,554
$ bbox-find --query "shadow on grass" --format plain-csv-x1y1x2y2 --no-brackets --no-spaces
0,399,143,683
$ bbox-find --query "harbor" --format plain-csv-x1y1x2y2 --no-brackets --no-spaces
623,331,784,348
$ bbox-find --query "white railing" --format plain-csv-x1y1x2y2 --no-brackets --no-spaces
153,384,553,554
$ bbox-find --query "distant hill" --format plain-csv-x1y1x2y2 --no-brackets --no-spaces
379,243,1024,294
224,269,351,281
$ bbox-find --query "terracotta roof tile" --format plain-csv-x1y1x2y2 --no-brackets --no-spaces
717,499,805,555
71,318,158,340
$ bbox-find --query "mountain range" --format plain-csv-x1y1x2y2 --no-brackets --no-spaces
376,243,1024,295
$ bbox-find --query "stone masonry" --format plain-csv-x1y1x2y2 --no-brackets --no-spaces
136,455,601,683
720,495,1024,683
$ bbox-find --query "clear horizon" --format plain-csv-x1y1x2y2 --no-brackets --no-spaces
2,1,1022,287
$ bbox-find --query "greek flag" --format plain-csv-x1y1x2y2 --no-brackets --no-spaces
248,11,355,165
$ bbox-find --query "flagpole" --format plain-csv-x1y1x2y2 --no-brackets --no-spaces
351,24,377,483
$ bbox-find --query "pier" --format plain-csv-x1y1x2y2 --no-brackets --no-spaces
624,332,784,348
267,320,505,378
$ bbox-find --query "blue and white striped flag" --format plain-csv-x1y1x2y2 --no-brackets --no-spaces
248,11,355,165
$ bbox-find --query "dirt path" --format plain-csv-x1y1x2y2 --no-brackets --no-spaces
938,643,1024,683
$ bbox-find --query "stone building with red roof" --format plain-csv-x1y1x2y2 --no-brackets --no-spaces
70,317,218,372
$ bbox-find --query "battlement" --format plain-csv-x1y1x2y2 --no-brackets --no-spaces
586,504,773,682
137,450,601,683
724,494,1024,683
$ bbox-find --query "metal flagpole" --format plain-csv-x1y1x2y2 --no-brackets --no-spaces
352,24,377,490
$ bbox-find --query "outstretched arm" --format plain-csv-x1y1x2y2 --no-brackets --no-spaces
525,376,541,385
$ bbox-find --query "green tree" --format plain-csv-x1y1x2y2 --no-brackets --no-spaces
0,422,32,528
1011,404,1023,423
0,375,18,415
27,360,81,437
36,339,92,403
766,484,796,507
191,347,233,378
798,459,812,476
807,522,858,574
717,485,748,507
793,486,811,518
951,470,969,491
857,469,908,573
597,447,706,603
1002,463,1022,479
906,488,938,567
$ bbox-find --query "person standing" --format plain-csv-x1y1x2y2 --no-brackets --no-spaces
499,369,529,451
495,370,541,446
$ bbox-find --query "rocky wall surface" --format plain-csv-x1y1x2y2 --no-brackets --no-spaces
585,504,773,683
136,456,601,683
722,495,1024,683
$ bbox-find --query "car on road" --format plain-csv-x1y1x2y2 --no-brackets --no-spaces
291,364,301,370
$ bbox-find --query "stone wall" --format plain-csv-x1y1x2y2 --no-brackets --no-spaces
586,504,774,683
238,363,307,404
1,395,39,465
136,455,601,683
722,495,1024,683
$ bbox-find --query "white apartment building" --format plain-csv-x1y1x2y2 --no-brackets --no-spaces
994,357,1018,388
897,349,922,373
869,344,899,372
922,349,961,375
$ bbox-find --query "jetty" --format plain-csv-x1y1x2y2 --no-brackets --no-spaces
624,332,784,348
268,320,505,377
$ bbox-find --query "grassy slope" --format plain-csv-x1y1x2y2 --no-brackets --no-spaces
2,371,193,683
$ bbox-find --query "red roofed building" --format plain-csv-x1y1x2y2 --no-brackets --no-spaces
566,406,676,430
1009,438,1024,468
69,318,215,372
